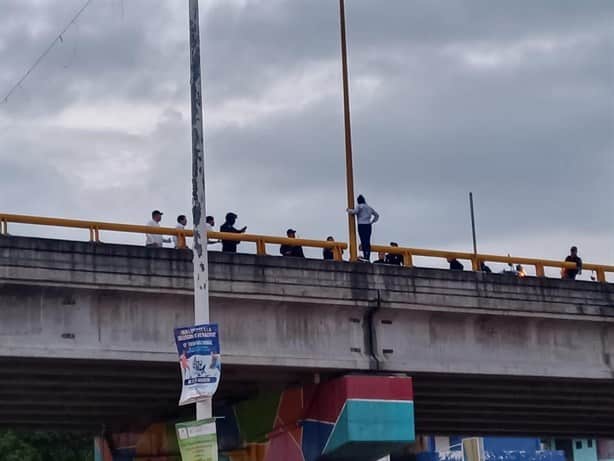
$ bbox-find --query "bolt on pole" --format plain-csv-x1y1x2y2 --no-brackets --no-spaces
188,0,212,420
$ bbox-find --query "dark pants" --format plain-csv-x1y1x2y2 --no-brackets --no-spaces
357,224,372,260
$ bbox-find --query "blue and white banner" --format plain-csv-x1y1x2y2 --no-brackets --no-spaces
174,324,221,406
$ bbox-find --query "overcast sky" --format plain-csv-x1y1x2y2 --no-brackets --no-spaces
1,0,613,275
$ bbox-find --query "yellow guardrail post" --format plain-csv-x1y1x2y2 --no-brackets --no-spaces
471,256,480,272
535,263,545,277
256,239,267,256
403,251,413,267
333,245,343,261
596,268,607,283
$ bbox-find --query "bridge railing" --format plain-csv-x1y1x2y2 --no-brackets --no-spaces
1,213,613,282
371,244,614,282
0,213,347,261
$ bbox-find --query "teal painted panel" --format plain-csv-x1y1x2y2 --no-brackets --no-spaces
323,400,415,456
572,439,597,461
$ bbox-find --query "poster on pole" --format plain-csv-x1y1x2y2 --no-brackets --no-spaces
174,324,221,406
176,418,218,461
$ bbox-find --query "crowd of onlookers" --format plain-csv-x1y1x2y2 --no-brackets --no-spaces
145,193,584,280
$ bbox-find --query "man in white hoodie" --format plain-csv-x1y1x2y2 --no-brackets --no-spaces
346,194,379,261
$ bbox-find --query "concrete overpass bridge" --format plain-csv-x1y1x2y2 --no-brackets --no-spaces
1,235,614,437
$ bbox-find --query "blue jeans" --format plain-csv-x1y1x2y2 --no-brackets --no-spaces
358,224,372,260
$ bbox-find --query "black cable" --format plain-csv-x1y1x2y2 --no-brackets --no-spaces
1,0,95,104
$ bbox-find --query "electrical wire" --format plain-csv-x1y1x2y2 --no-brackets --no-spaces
1,0,95,105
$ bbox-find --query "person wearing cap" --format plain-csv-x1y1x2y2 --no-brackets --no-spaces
220,212,247,253
385,242,404,266
346,194,379,261
563,246,582,280
280,229,305,258
145,210,171,248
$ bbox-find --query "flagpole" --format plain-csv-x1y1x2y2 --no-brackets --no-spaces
339,0,358,261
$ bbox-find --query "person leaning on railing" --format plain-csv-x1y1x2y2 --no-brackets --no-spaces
206,216,220,245
280,229,305,258
173,214,188,249
385,242,404,266
220,212,247,253
145,210,171,248
323,236,341,260
562,246,582,280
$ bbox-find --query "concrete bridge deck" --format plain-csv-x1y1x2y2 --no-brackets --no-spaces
1,235,614,435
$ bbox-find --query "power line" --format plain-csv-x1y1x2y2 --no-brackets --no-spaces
1,0,96,105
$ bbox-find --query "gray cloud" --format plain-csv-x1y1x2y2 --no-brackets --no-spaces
0,0,613,272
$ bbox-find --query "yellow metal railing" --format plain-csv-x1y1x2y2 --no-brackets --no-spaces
371,244,614,283
1,213,612,282
0,213,347,261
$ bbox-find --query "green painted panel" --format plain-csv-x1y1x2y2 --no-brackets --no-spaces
233,392,280,443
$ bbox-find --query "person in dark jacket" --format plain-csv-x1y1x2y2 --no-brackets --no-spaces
480,262,492,273
220,212,247,253
563,246,582,280
448,257,464,271
385,242,404,266
323,236,336,260
280,229,305,258
373,251,388,264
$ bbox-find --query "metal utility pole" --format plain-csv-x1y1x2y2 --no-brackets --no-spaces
188,0,211,420
469,192,477,255
339,0,358,261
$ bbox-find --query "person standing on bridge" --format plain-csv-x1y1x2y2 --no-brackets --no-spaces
145,210,171,248
563,246,582,280
374,251,388,264
448,257,464,271
385,242,404,266
220,212,247,253
347,194,379,261
173,215,188,249
323,236,336,260
206,216,220,245
280,229,305,258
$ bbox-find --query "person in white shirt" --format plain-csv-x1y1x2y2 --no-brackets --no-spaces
346,194,379,261
145,210,171,248
173,215,188,249
206,216,219,245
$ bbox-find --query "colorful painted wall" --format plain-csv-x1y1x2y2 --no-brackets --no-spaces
223,375,415,461
96,375,415,461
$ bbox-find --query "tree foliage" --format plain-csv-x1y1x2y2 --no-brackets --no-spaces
0,431,93,461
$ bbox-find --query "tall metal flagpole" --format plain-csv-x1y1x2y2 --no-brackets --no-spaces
339,0,358,262
188,0,212,420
